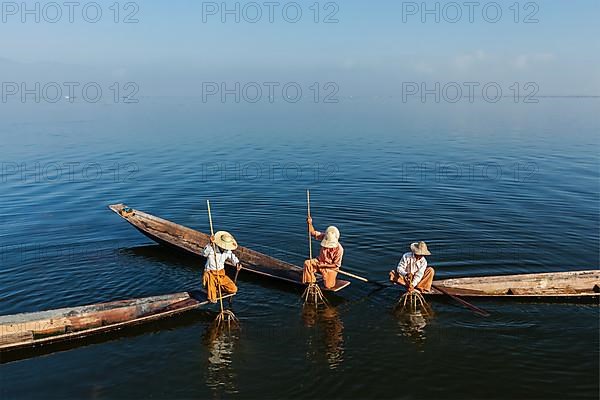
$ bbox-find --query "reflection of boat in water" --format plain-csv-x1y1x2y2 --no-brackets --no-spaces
302,306,344,369
203,322,239,395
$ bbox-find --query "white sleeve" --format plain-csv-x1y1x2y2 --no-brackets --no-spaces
396,254,408,276
412,258,427,286
229,251,240,265
202,244,213,257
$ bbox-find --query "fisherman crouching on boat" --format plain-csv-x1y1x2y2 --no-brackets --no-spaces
389,241,435,293
302,217,344,290
202,231,242,303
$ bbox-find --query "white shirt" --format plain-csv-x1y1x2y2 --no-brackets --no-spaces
202,244,239,271
396,252,428,287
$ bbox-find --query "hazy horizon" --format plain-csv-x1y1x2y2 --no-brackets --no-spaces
1,0,599,98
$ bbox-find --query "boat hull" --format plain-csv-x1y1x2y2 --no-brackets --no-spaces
428,270,600,301
109,204,350,292
0,291,231,353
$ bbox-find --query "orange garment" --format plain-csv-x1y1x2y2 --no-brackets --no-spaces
303,258,339,289
203,269,237,302
302,230,344,289
389,267,435,292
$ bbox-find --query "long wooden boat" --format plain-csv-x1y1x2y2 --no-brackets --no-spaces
109,204,350,292
0,291,233,353
429,270,599,300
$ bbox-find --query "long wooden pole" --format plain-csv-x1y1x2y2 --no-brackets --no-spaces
229,263,241,306
432,284,490,317
206,200,225,314
336,269,370,283
307,190,384,287
337,269,384,286
307,190,312,259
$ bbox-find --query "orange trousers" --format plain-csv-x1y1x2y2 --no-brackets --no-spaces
203,269,237,302
389,267,435,292
302,258,339,289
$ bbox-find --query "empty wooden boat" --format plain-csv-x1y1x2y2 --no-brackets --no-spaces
108,204,350,292
0,291,233,353
430,270,599,301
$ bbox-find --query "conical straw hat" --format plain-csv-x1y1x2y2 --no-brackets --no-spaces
410,241,431,256
321,226,340,249
214,231,238,251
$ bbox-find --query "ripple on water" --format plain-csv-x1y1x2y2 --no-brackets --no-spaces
1,99,598,399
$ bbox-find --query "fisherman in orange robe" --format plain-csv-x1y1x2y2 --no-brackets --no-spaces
389,241,435,293
302,217,344,289
202,231,242,302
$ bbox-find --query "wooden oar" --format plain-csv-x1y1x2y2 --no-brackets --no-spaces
229,263,242,306
337,269,387,287
432,284,490,317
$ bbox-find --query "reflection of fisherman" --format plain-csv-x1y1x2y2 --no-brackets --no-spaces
203,322,238,394
395,309,430,345
202,231,242,303
203,322,236,365
302,306,344,369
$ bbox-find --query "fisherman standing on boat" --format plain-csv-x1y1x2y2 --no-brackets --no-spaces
202,231,242,303
389,241,435,293
302,218,344,289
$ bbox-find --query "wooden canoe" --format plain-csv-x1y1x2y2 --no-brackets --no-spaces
0,291,233,353
429,270,600,300
109,204,351,292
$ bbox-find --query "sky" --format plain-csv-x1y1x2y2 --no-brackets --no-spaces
0,0,599,96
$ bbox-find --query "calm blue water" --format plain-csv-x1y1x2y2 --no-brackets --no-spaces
0,98,598,399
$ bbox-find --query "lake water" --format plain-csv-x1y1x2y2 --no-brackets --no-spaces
0,97,598,399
